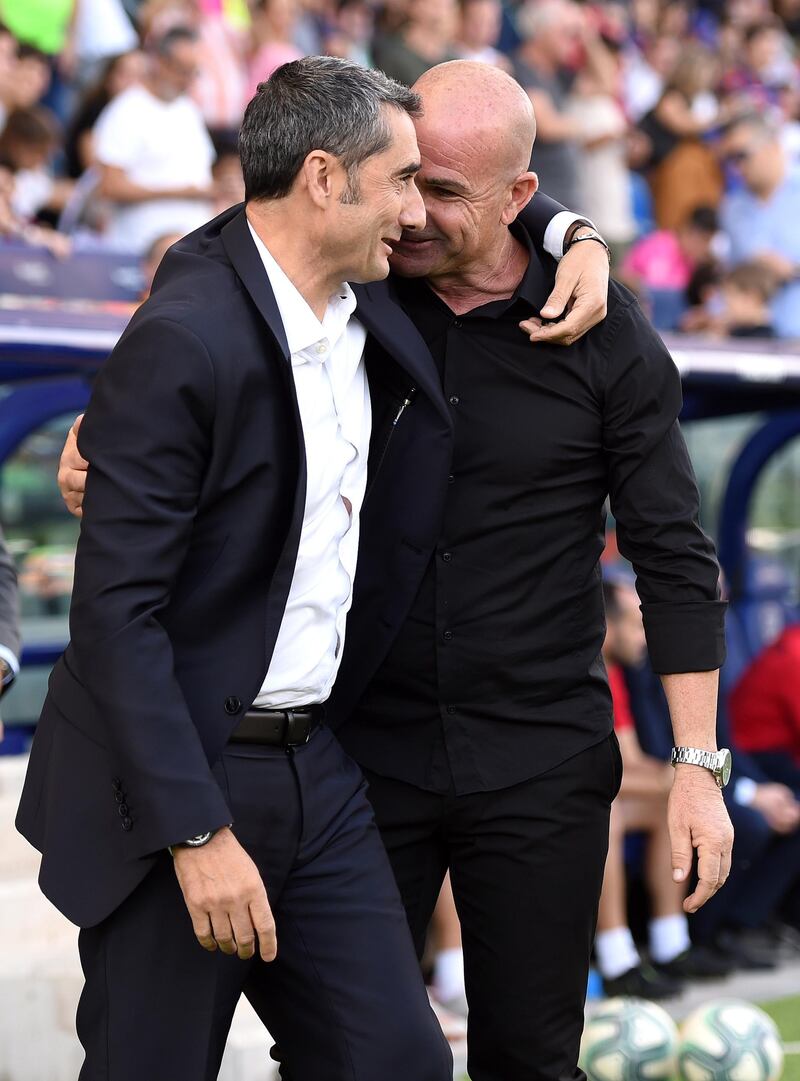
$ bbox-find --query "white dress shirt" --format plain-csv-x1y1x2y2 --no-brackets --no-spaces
247,223,371,708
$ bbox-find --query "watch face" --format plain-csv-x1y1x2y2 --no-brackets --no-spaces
718,749,732,787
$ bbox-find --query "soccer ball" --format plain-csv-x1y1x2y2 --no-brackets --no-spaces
677,1000,784,1081
580,997,679,1081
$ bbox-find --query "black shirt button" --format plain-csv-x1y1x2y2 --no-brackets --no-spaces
449,396,460,406
112,777,122,790
121,817,133,831
448,474,455,485
118,803,129,817
114,790,125,803
446,705,456,715
453,319,462,328
224,696,241,715
443,630,453,641
442,551,452,563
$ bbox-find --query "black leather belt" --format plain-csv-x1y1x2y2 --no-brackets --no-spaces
229,705,324,747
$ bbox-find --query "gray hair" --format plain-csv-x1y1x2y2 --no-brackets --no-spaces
239,55,422,202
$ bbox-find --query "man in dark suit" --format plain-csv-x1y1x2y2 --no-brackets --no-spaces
17,57,460,1081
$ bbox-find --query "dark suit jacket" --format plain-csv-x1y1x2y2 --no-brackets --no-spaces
15,195,567,928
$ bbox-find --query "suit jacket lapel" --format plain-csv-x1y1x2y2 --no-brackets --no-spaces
220,208,291,360
353,279,451,428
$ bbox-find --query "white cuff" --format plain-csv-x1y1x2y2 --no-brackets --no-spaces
0,644,19,683
733,776,757,806
543,212,596,261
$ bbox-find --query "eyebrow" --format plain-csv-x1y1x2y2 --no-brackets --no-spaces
423,176,471,194
394,161,422,178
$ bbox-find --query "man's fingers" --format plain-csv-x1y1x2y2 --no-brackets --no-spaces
189,909,217,952
670,827,693,886
210,911,237,955
685,846,722,913
540,287,571,321
250,895,278,962
229,908,257,961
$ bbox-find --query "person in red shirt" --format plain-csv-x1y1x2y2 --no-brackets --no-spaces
730,624,800,792
595,574,731,998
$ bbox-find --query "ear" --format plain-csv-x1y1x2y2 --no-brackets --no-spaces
500,170,539,226
301,150,341,209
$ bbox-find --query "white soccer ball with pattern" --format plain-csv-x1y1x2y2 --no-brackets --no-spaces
580,997,679,1081
677,1000,784,1081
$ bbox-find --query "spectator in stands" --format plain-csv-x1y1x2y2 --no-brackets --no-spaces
455,0,508,69
619,205,719,327
638,43,725,229
730,623,800,790
596,576,731,999
719,260,778,337
627,658,800,965
513,0,616,212
566,54,637,264
0,106,73,222
64,49,145,178
372,0,459,87
0,22,17,132
140,229,181,298
246,0,303,100
719,112,800,338
13,44,53,109
92,25,215,253
210,128,244,214
322,0,375,68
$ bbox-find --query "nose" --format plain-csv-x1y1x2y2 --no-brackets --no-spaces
400,180,426,233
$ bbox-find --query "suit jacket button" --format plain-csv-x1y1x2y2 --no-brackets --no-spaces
121,817,133,831
224,696,241,715
118,803,129,817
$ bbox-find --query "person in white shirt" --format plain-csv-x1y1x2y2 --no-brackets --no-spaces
93,25,216,253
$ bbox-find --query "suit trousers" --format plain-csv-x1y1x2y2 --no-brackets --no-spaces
361,733,622,1081
75,725,452,1081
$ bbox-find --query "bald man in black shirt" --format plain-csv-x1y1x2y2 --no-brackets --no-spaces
330,62,732,1081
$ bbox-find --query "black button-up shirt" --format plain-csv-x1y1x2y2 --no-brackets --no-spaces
344,223,726,795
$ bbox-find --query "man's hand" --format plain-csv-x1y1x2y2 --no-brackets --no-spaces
519,238,609,346
172,826,277,962
58,414,88,518
668,766,734,913
751,783,800,834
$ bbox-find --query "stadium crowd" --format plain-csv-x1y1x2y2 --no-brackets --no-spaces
0,0,797,333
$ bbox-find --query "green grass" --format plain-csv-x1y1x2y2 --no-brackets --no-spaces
761,995,800,1081
453,992,800,1081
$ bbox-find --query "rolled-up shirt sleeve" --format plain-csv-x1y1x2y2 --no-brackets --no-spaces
600,294,727,673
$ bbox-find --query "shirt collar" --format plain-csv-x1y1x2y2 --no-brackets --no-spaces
247,221,357,362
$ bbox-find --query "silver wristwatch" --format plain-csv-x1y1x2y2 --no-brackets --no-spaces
168,826,229,857
567,227,611,262
670,746,732,788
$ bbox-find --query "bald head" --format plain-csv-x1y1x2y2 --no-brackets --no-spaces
413,61,536,180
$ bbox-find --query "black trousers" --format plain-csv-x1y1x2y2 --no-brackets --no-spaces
76,725,452,1081
362,734,621,1081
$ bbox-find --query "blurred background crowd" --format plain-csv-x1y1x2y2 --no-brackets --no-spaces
0,0,798,334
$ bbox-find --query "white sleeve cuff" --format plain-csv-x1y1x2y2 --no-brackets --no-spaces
0,644,19,683
733,776,757,806
543,212,596,261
